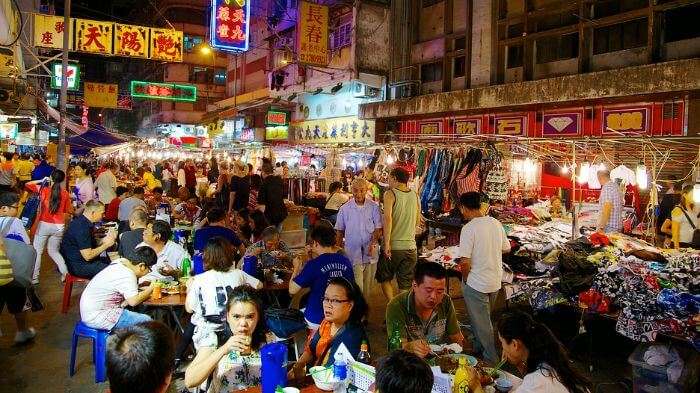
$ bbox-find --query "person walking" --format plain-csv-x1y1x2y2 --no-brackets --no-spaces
456,192,510,364
596,169,623,234
257,160,287,228
376,167,420,301
26,170,72,284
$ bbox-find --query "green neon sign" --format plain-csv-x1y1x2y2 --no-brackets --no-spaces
130,81,197,102
50,63,80,90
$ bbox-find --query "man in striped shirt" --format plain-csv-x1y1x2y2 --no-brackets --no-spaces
597,169,623,233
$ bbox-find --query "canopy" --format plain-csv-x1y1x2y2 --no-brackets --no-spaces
67,127,129,156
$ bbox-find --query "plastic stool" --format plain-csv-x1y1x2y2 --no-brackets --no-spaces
69,321,109,383
62,273,88,313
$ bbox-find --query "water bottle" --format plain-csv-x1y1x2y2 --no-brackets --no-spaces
180,257,191,278
332,352,348,393
192,252,204,275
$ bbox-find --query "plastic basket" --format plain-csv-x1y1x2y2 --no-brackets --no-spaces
348,361,375,392
431,373,452,393
628,344,698,393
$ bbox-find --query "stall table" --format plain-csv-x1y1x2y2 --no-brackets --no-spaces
144,292,187,333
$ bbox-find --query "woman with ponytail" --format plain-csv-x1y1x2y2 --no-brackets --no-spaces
26,169,72,284
468,310,590,393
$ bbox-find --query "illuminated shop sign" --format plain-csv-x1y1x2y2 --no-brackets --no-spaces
210,0,251,52
130,81,197,102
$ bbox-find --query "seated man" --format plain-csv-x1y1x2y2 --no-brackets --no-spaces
105,186,129,222
118,209,149,261
60,200,116,279
385,262,464,358
146,186,166,211
243,226,291,268
193,207,243,255
376,350,433,393
80,247,158,331
137,219,190,283
173,194,201,223
118,186,147,232
107,321,174,393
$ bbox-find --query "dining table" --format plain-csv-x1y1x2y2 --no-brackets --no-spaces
143,292,187,333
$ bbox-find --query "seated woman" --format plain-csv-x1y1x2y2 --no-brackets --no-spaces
185,285,269,392
243,226,291,268
289,277,369,378
467,310,590,393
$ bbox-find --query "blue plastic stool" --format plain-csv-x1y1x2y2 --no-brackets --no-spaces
69,321,110,383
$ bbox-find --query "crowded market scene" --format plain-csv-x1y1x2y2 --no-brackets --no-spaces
1,1,699,393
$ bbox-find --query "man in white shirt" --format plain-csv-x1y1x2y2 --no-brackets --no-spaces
95,163,118,205
137,219,190,283
457,192,510,364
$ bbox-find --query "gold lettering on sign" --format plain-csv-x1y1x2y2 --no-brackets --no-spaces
421,123,439,134
496,118,522,135
606,112,644,131
456,121,477,134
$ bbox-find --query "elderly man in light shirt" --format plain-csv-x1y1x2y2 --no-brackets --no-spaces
596,169,623,234
335,178,383,297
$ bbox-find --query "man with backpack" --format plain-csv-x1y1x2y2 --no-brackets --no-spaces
0,237,36,344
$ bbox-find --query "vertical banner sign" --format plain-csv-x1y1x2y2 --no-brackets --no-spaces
150,28,184,62
50,63,80,90
210,0,250,52
75,19,113,54
297,1,329,66
34,15,72,49
115,24,149,58
84,82,118,108
81,106,89,128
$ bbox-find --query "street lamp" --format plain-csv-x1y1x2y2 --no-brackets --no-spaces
200,43,212,55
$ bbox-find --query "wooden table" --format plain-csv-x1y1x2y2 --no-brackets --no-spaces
236,378,323,393
143,292,187,333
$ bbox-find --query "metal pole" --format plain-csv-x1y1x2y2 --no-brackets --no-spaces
57,0,71,171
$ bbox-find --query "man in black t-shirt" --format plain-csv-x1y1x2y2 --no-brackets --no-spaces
257,160,287,227
60,200,115,279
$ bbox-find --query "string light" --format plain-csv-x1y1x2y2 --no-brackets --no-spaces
561,164,569,175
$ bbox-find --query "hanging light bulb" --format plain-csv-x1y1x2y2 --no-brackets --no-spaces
635,164,648,190
578,162,590,184
386,154,395,165
693,183,700,204
561,164,569,175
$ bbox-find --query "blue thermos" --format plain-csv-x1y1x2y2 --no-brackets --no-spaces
192,252,204,275
242,255,257,277
260,342,288,393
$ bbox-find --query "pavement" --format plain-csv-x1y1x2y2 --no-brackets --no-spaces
1,259,637,393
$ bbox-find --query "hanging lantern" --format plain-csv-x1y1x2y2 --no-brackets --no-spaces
578,162,590,184
635,164,648,190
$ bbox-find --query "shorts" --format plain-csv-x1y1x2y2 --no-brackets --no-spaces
375,249,417,290
0,283,27,314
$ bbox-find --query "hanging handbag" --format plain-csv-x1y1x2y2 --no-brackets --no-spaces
678,207,700,248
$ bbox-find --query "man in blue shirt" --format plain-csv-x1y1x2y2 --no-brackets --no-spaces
289,221,355,329
192,207,243,254
60,200,116,279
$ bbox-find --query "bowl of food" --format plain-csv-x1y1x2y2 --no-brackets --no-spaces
494,377,513,392
309,366,334,391
164,282,180,295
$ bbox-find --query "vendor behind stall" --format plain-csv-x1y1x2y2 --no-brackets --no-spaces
596,169,623,234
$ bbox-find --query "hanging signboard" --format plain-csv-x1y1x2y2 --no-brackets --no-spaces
115,24,149,58
84,82,118,108
34,15,72,49
291,116,375,144
602,106,649,135
494,115,527,136
50,63,80,90
66,91,132,110
265,111,288,126
542,112,581,136
297,1,329,66
75,19,113,54
130,81,197,102
210,0,251,52
150,28,184,62
454,117,481,135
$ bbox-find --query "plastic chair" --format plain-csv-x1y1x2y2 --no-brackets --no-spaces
62,273,89,313
69,321,109,383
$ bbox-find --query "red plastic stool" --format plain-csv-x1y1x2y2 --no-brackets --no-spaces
62,273,89,314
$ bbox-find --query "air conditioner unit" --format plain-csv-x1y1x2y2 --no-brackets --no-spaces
353,82,381,98
390,84,417,100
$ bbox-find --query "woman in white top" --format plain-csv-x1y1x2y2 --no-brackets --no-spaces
671,185,700,249
185,285,269,393
468,311,589,393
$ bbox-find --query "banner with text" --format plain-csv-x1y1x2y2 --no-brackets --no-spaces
297,1,329,67
84,82,118,108
291,116,375,144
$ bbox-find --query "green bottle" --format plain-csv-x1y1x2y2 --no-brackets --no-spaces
388,322,403,351
181,257,192,278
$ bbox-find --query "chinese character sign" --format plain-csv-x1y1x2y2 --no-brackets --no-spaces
34,15,72,49
602,107,649,134
495,115,526,136
75,19,113,54
50,63,80,90
151,28,183,62
115,24,149,58
291,116,375,144
297,1,329,66
130,81,197,102
84,82,118,108
455,118,480,135
210,0,250,52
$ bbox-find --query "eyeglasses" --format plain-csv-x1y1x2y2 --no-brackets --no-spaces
322,297,350,305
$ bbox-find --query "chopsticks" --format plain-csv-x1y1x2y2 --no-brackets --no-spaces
488,358,507,377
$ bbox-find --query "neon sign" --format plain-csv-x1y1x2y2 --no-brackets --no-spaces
50,63,80,90
130,81,197,102
265,111,288,126
210,0,250,52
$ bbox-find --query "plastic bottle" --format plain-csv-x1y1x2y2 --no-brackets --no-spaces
332,352,349,393
180,257,192,278
387,322,402,351
452,357,471,393
357,341,371,365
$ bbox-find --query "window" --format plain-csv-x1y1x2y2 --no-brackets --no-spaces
593,18,647,54
507,23,524,39
535,33,578,63
331,23,352,50
507,45,523,68
423,0,440,7
184,35,204,53
454,37,466,51
214,69,226,85
190,66,209,83
664,4,700,42
420,61,443,82
593,0,647,18
453,56,466,78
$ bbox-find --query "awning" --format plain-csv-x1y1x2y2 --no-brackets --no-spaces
67,127,128,155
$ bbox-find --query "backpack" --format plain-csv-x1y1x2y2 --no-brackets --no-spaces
19,187,42,229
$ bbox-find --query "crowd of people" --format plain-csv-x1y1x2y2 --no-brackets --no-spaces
0,151,595,393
